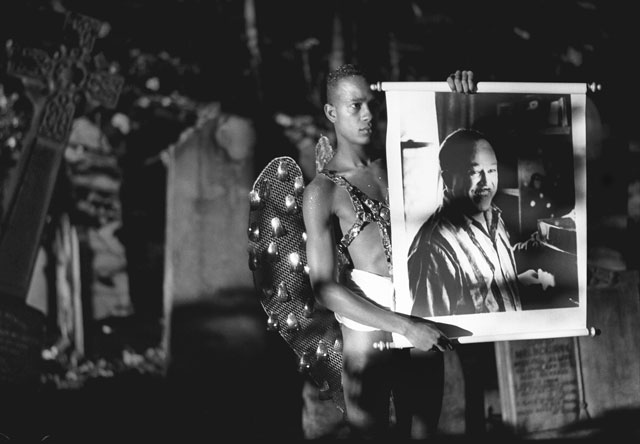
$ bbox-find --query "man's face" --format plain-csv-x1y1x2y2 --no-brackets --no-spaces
326,76,378,147
450,140,498,215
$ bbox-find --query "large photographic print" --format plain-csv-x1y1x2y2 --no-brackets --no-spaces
383,82,588,344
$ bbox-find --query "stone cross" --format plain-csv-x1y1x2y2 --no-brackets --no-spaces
0,11,123,301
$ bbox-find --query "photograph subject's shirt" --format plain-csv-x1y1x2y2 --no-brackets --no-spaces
407,204,521,317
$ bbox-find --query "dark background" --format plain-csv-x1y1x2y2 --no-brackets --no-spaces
0,0,638,441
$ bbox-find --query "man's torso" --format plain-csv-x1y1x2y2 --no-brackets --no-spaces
409,205,521,315
320,160,391,277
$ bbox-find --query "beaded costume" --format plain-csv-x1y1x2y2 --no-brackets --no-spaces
319,169,392,276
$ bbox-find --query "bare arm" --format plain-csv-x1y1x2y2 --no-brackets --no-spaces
302,178,451,351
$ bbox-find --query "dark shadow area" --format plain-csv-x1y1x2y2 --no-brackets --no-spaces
558,407,640,441
1,288,306,442
163,288,305,441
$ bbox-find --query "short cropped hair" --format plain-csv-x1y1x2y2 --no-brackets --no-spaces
439,128,489,174
326,64,366,104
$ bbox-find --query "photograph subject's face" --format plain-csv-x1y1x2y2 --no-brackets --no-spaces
453,140,498,214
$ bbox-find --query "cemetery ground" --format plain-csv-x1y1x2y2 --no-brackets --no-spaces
2,279,639,442
2,293,306,442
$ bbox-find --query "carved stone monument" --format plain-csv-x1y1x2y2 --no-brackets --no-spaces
0,10,122,387
494,267,640,438
164,106,257,345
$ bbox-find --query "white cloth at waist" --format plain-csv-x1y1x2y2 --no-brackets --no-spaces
335,268,396,332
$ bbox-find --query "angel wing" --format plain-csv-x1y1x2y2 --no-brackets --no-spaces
315,134,335,173
247,155,344,412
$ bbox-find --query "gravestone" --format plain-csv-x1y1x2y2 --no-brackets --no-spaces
164,106,256,315
0,10,122,385
0,298,45,388
494,267,640,438
495,336,583,435
0,11,123,301
163,106,302,437
579,269,640,417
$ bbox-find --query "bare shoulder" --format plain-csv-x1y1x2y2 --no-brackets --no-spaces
302,173,338,221
303,173,335,204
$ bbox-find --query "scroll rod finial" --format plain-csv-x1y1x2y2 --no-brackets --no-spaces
370,82,382,92
588,326,601,337
373,340,394,350
587,82,602,93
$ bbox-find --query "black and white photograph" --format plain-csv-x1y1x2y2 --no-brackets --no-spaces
384,84,588,344
0,1,639,442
